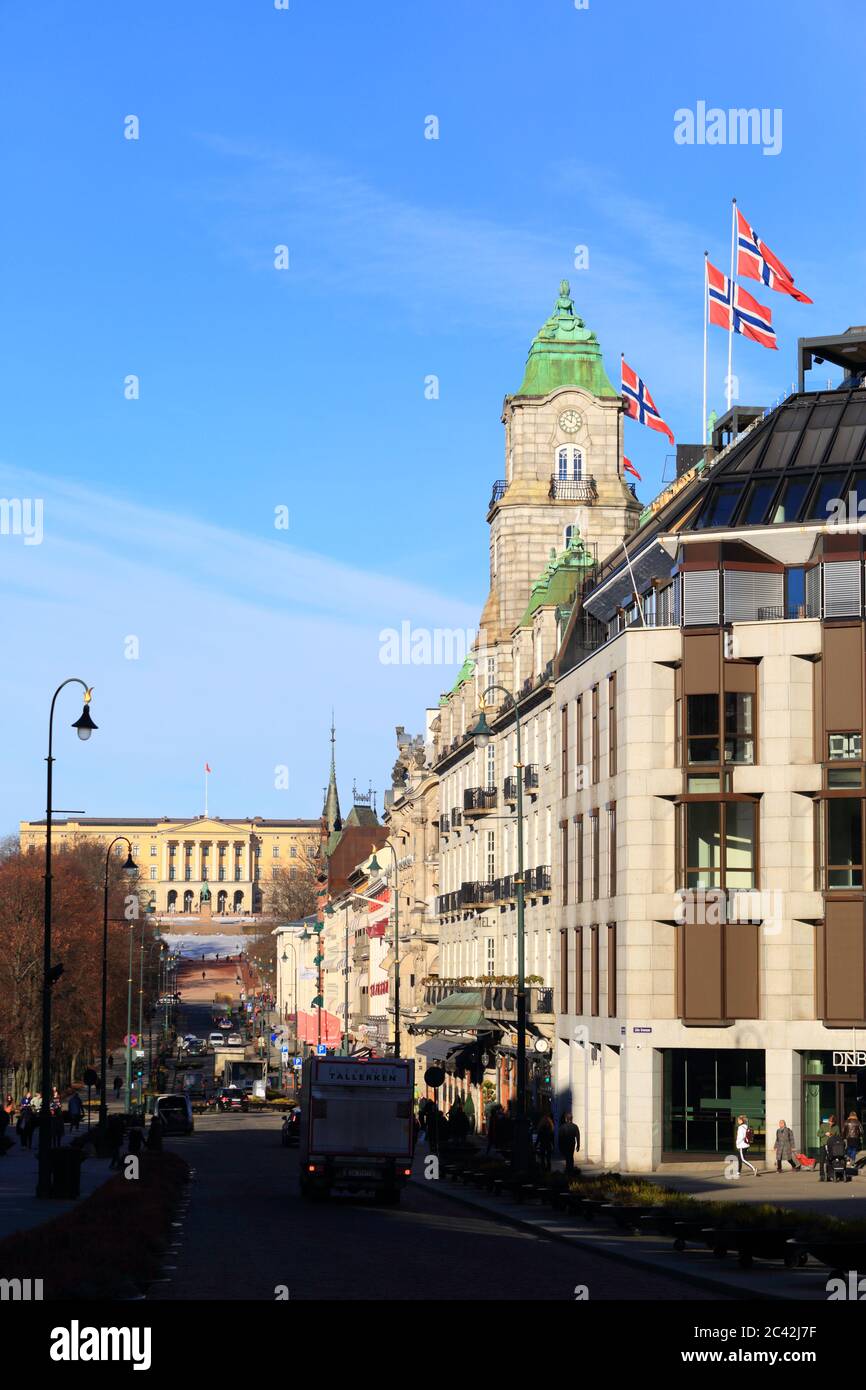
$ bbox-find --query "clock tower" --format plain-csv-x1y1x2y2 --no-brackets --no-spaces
479,281,640,669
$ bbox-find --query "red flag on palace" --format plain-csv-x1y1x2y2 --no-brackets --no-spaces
205,763,212,773
623,457,642,481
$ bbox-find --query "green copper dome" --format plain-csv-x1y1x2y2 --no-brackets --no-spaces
515,280,617,399
519,530,595,627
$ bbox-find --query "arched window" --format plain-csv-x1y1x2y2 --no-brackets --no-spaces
233,889,244,912
557,445,583,480
217,890,227,914
564,524,577,547
167,889,177,913
183,889,194,913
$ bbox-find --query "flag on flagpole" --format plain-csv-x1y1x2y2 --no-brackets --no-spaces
205,763,212,773
623,457,642,481
621,359,674,445
707,260,778,350
736,209,813,303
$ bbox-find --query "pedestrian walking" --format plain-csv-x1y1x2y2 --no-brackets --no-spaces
843,1111,863,1162
735,1115,758,1176
113,1075,123,1099
107,1114,125,1170
557,1113,580,1175
448,1097,470,1146
0,1106,11,1156
108,1053,114,1069
51,1105,64,1149
486,1102,503,1154
536,1112,554,1172
3,1093,14,1120
67,1090,84,1132
774,1119,800,1171
818,1115,841,1181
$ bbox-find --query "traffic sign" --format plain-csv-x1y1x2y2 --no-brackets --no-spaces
280,1044,289,1056
124,1033,138,1048
316,1043,327,1057
293,1056,302,1068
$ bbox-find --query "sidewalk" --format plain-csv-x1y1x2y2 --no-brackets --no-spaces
0,1131,115,1242
412,1162,836,1302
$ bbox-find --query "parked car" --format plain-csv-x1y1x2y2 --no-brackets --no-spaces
208,1032,224,1047
217,1088,249,1113
281,1107,301,1146
154,1093,194,1135
226,1033,243,1046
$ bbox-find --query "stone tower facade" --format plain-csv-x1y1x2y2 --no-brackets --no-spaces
477,281,641,694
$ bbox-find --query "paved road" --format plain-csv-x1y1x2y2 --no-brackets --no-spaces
150,1114,719,1301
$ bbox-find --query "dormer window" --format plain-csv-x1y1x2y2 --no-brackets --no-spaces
557,445,583,480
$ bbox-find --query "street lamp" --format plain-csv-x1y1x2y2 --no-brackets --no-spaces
367,846,401,1059
38,680,97,1199
471,684,530,1174
99,838,138,1126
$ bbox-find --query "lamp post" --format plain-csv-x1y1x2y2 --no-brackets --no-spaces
367,846,400,1059
99,838,138,1126
299,925,312,1057
136,893,156,1111
37,680,97,1199
471,686,529,1173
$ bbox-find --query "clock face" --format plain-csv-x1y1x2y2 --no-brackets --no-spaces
559,409,582,433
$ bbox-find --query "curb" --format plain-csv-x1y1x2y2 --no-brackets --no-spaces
413,1176,816,1302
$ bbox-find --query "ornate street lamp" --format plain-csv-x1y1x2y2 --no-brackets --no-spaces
37,681,97,1199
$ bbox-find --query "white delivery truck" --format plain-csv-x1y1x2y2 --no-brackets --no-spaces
298,1055,415,1203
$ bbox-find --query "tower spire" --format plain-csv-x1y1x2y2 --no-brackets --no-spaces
323,711,342,834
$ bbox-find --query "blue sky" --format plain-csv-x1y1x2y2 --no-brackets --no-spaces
0,0,861,832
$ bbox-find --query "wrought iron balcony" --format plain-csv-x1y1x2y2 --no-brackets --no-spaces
523,764,539,791
493,874,516,902
528,865,551,893
435,890,461,915
503,775,518,803
549,475,596,502
464,786,498,816
438,814,450,834
489,479,508,508
460,880,496,906
450,806,463,828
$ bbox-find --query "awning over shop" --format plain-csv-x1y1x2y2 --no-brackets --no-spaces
414,990,500,1033
416,1034,477,1064
296,1009,342,1047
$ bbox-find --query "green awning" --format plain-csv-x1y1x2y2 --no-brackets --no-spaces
415,990,499,1033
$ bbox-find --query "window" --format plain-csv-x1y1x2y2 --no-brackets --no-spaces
736,478,779,527
573,926,584,1014
560,821,569,906
486,937,495,974
681,800,756,889
608,673,617,776
807,472,847,522
560,930,569,1013
687,694,719,764
591,685,599,783
827,798,863,888
770,475,811,524
829,732,862,760
786,566,806,618
697,484,740,529
576,696,584,784
273,846,279,857
724,693,754,764
608,803,617,897
272,868,278,880
486,743,496,789
557,445,583,479
590,810,600,899
590,925,599,1017
150,845,157,857
576,816,584,903
607,924,617,1016
150,867,157,881
486,830,495,881
561,705,569,797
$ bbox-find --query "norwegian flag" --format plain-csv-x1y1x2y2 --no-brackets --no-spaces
707,259,778,351
621,360,674,445
623,457,642,481
736,209,812,304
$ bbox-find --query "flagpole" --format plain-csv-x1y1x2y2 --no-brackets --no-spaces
622,542,646,626
205,766,208,818
702,251,708,447
726,197,736,413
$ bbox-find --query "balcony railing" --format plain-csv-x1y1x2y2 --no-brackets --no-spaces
493,874,515,902
549,475,596,502
489,479,508,508
528,865,551,893
435,891,461,915
460,880,496,906
439,814,450,834
523,764,539,791
503,775,518,803
464,786,498,815
451,806,463,828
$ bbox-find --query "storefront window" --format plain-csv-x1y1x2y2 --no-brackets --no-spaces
664,1048,765,1154
827,797,863,888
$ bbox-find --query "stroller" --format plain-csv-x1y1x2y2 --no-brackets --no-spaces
825,1133,852,1182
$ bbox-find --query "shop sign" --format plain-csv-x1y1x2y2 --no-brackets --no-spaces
833,1051,866,1070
